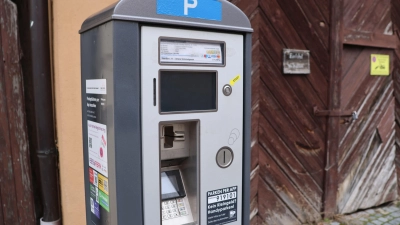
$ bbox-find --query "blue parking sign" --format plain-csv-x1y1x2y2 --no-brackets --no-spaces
157,0,222,21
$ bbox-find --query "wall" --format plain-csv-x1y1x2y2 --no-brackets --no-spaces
52,1,115,224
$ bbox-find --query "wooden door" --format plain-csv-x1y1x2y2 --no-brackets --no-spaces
336,0,398,214
231,0,400,223
0,0,36,224
232,0,330,224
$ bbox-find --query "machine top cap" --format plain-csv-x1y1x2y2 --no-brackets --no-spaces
80,0,253,33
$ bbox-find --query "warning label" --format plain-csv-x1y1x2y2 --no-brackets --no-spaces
207,186,238,225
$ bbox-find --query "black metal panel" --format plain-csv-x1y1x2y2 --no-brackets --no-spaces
81,22,116,225
112,21,144,225
242,33,252,225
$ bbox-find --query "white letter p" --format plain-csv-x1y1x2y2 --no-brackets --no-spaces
184,0,197,15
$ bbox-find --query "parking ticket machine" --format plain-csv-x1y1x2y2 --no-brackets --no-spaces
80,0,252,225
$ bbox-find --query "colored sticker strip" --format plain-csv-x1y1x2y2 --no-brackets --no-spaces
230,75,241,86
99,190,110,212
90,184,100,203
89,167,99,187
98,173,109,195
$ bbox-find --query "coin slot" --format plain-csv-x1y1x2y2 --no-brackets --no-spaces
216,147,234,168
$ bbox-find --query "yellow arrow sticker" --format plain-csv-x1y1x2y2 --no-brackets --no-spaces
230,75,241,86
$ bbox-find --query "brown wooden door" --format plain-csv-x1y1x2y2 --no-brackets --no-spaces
234,0,330,224
232,0,400,223
0,0,36,224
336,0,398,214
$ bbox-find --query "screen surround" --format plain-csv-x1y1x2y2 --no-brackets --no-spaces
159,70,218,114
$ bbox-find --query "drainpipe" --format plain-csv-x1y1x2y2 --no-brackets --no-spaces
27,0,61,224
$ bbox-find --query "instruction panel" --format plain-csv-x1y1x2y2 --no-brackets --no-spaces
160,40,223,65
207,186,238,225
86,79,110,225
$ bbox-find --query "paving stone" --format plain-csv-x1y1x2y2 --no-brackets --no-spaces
314,205,400,225
388,220,400,225
379,217,389,222
391,218,400,224
372,220,383,225
387,207,399,213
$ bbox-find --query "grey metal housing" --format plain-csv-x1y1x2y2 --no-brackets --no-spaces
81,1,252,225
80,0,252,33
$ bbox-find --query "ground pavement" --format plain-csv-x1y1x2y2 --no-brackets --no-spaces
312,202,400,225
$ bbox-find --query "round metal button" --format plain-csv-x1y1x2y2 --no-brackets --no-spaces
216,147,234,168
222,84,232,96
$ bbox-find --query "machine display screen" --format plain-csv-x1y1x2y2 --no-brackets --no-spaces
159,71,217,113
161,170,186,200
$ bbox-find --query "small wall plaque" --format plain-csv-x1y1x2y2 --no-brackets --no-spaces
283,49,310,74
371,54,390,76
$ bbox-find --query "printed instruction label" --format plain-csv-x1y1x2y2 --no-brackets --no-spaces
86,79,109,225
160,40,223,65
207,186,238,225
86,79,107,95
98,173,109,195
99,190,110,212
371,54,390,76
88,120,108,177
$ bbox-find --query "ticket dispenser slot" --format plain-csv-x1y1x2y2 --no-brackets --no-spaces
160,122,199,225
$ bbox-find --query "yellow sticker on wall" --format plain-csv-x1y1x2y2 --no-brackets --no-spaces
371,54,390,76
230,75,241,86
98,173,109,195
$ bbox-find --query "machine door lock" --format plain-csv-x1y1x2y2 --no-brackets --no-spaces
222,84,232,96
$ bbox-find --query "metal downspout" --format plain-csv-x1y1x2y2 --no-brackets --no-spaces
28,0,61,224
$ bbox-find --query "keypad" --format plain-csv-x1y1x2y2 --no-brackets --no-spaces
161,198,187,221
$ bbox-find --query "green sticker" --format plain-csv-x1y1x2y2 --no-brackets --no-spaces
90,184,96,198
99,190,110,212
90,184,99,203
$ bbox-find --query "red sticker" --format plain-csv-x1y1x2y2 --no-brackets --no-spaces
89,168,94,184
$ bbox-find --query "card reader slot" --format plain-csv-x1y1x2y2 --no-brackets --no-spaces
163,125,185,148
